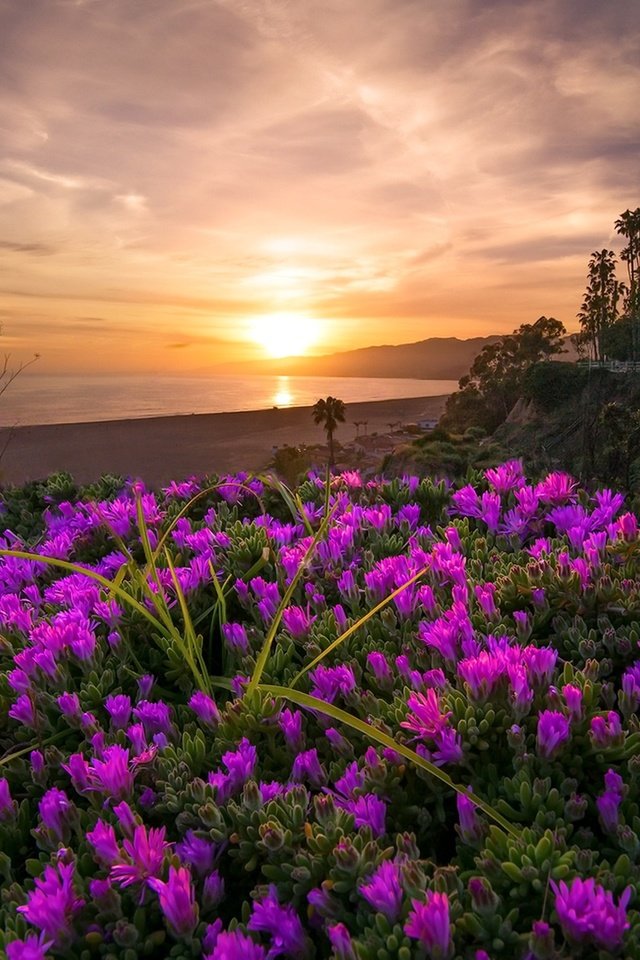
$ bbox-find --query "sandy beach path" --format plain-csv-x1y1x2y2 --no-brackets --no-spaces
0,395,448,487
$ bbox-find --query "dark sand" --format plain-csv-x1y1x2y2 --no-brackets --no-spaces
0,395,448,487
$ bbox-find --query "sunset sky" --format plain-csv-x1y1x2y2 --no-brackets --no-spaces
1,0,639,375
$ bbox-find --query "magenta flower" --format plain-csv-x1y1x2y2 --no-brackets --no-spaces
405,891,453,959
8,693,38,729
57,692,81,720
291,748,325,787
485,459,524,494
176,830,216,877
105,694,132,729
359,861,403,922
247,883,308,957
17,861,84,948
562,684,583,720
38,787,74,842
0,777,16,821
309,664,356,703
87,820,120,864
343,794,386,837
551,877,631,951
205,930,267,960
221,622,249,654
536,710,570,759
278,709,305,752
590,711,623,748
456,792,482,843
401,690,451,740
110,824,170,889
189,691,220,728
282,605,316,639
149,865,198,938
87,744,134,800
535,472,578,505
6,933,53,960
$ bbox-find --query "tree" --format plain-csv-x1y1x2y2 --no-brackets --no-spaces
442,316,566,433
577,249,624,361
615,207,640,361
312,396,346,469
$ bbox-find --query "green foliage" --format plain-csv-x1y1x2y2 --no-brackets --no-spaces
443,316,566,433
522,361,589,411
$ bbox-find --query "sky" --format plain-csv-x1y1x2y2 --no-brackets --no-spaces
0,0,639,375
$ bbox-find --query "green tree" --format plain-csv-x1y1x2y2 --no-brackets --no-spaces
443,316,566,433
312,396,346,469
615,208,640,361
577,249,624,361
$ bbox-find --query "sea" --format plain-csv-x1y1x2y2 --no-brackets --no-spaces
2,375,458,427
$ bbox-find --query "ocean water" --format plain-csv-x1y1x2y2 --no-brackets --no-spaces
2,374,457,427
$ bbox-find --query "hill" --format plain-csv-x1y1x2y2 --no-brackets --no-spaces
219,336,501,380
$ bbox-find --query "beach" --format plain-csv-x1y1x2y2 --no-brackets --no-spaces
0,394,448,487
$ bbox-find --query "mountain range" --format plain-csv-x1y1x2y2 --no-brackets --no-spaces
220,336,504,381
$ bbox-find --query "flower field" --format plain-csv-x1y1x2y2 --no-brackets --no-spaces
0,462,638,959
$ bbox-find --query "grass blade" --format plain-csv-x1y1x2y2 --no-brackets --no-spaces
259,684,520,839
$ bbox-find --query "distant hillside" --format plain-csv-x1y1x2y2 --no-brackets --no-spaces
221,336,502,381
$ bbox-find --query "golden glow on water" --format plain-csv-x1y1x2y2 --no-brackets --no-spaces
273,377,293,407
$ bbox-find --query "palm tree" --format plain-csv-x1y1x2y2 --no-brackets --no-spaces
312,396,346,469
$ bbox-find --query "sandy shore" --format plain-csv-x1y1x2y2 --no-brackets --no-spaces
0,395,448,488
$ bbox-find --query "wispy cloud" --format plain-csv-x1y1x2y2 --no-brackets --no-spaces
0,0,638,371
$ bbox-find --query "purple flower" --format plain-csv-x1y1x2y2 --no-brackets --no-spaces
590,711,623,748
105,694,132,729
87,745,134,800
176,831,216,877
359,861,403,922
8,693,37,729
110,824,170,888
205,930,266,960
535,472,577,505
17,861,84,948
6,933,53,960
57,692,81,720
536,711,570,759
405,891,453,959
149,865,198,938
38,787,74,842
282,605,316,639
133,699,172,737
291,748,325,787
222,622,249,654
366,651,393,686
309,664,356,704
401,690,451,740
279,709,305,752
485,460,524,494
551,877,631,951
189,692,220,728
203,870,226,909
87,820,120,864
248,884,308,958
0,778,16,821
562,684,583,720
327,924,355,960
456,792,482,843
343,794,386,837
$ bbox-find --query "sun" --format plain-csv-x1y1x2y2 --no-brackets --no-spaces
248,312,320,359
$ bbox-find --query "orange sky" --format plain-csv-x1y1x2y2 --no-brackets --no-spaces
1,0,639,375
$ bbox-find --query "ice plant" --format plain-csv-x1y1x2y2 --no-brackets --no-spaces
405,891,453,959
148,865,198,938
17,861,84,948
359,861,403,922
110,824,170,889
247,884,308,957
551,877,631,951
536,710,570,759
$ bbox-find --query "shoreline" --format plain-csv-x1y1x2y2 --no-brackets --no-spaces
0,394,449,487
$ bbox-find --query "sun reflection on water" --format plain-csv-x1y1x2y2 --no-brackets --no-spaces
273,377,293,407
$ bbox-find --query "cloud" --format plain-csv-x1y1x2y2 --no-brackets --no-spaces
0,0,638,371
